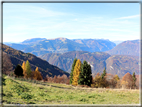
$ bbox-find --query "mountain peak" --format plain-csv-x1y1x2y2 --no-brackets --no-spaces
22,38,47,44
57,37,67,41
47,37,68,41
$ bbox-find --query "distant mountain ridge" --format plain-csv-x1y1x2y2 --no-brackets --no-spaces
5,37,116,56
40,51,140,77
2,44,69,78
106,40,140,56
22,38,47,44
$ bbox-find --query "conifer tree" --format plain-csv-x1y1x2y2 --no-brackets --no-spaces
70,58,77,84
25,60,32,78
78,60,92,86
22,61,27,78
14,64,23,77
132,72,136,88
72,59,82,86
101,67,106,79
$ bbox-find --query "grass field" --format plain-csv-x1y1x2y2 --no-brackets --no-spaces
2,76,140,105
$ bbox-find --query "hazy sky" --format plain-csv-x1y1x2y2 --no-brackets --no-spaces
3,3,140,43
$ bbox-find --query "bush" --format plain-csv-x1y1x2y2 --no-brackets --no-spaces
10,84,29,95
20,93,33,100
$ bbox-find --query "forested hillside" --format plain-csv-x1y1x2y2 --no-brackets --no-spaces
40,51,140,77
2,44,69,78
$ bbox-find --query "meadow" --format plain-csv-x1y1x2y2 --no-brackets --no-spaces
2,76,140,105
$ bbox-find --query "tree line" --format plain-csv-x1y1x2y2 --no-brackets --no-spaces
2,54,139,89
69,58,138,89
14,60,42,80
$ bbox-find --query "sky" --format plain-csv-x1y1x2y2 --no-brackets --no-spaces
3,3,140,43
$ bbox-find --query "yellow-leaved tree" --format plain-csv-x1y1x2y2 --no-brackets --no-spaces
22,61,27,78
34,67,43,80
72,59,82,86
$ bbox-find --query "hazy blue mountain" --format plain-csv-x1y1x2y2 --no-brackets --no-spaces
73,39,116,52
22,38,47,44
106,40,140,56
111,40,123,45
5,37,116,56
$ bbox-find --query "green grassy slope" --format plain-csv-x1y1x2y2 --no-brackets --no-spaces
2,76,140,105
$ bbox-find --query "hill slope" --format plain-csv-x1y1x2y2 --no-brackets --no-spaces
106,40,140,56
5,38,116,56
40,51,140,77
2,44,69,78
105,55,139,77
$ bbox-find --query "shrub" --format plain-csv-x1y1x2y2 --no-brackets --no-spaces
20,93,33,100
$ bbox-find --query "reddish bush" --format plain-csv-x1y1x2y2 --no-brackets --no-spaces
121,72,133,89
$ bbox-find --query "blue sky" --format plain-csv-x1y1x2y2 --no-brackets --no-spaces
3,3,140,43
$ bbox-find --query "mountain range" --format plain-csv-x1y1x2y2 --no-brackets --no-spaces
3,38,140,78
40,51,140,78
2,44,69,78
5,38,116,56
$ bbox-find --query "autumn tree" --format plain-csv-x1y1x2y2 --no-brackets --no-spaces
72,59,82,86
53,75,57,83
105,73,114,88
22,61,27,78
25,60,32,78
121,72,133,89
70,58,77,84
92,72,108,88
63,74,69,84
78,60,92,87
112,74,120,88
93,73,102,88
14,64,23,77
33,67,43,80
135,75,139,89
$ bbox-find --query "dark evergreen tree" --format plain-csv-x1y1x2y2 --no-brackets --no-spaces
132,72,136,82
14,64,24,77
70,58,77,84
78,60,92,87
132,72,136,88
101,67,106,79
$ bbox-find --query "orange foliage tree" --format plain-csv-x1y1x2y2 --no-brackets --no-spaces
93,73,102,88
121,72,133,89
33,67,43,80
22,61,27,78
72,59,82,86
